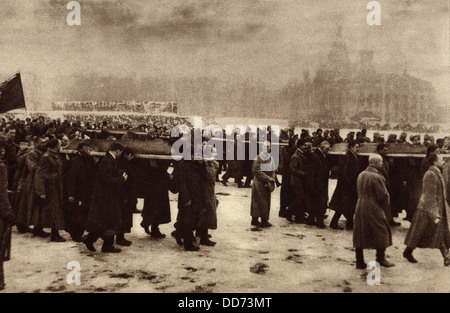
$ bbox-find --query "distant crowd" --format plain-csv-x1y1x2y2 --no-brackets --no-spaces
290,119,441,134
52,101,177,114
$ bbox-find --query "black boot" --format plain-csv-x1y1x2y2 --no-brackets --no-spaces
284,208,293,222
183,231,199,251
260,218,272,228
82,233,97,252
316,219,326,229
403,247,418,263
199,230,216,246
101,236,121,253
306,216,316,226
140,221,151,235
251,217,261,227
50,228,66,242
116,233,132,246
376,249,395,267
355,248,366,269
16,224,32,234
171,230,183,246
32,227,50,238
330,213,344,230
151,225,166,238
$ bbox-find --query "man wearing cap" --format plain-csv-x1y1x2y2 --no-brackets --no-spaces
344,132,355,143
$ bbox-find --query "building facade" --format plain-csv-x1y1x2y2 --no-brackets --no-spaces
310,27,436,124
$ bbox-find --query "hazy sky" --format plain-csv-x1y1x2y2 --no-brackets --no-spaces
0,0,448,106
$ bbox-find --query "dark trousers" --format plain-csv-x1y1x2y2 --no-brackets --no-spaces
309,195,327,222
356,248,387,263
287,188,307,221
222,171,242,184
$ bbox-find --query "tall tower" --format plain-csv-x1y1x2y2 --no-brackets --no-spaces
324,26,352,80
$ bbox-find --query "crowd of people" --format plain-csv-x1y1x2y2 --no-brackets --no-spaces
1,116,450,291
0,116,223,290
52,101,177,114
289,119,441,134
0,114,193,143
267,129,450,269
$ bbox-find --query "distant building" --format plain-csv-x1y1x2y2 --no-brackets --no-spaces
306,27,437,124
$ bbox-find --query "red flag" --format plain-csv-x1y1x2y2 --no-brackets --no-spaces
0,73,26,113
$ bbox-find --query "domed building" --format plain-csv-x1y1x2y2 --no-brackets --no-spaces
311,27,437,124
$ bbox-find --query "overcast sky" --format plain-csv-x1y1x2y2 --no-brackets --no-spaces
0,0,448,106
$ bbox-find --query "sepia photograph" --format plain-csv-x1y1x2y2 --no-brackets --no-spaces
0,0,449,298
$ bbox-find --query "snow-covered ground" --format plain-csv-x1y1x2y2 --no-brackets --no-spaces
2,177,449,294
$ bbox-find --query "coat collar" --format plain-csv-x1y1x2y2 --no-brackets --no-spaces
365,165,380,174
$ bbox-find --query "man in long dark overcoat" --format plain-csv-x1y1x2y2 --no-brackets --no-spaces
174,158,206,251
353,154,394,269
64,143,98,242
285,138,309,224
141,159,172,238
308,140,331,228
33,138,66,242
279,137,296,218
15,136,48,236
329,141,360,229
83,142,127,253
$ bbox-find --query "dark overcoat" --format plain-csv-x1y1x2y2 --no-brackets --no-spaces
407,158,423,217
175,160,206,233
289,148,307,200
310,148,329,212
353,166,392,249
16,147,45,226
10,148,29,212
329,150,360,218
279,145,295,209
405,166,450,249
64,153,97,234
32,150,65,229
117,155,138,233
141,160,171,227
0,161,12,262
86,153,125,235
251,153,276,219
390,157,410,215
